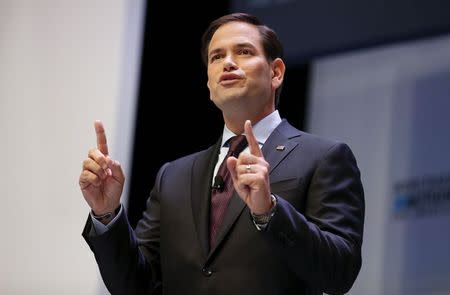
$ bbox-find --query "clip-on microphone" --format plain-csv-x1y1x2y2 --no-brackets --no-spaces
212,175,225,192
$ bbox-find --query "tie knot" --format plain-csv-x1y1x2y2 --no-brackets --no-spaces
227,135,247,157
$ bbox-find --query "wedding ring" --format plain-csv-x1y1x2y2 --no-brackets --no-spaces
245,164,252,173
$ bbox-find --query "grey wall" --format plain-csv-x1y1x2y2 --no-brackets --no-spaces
0,1,145,294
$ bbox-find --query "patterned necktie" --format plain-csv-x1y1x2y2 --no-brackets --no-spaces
209,135,248,248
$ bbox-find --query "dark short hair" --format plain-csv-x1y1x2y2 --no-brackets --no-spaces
201,13,284,107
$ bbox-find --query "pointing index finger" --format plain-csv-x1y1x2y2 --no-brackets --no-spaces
94,120,109,156
244,120,262,157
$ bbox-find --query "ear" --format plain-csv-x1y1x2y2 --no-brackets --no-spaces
271,58,285,90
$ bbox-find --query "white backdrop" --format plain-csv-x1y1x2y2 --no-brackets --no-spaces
0,1,145,294
308,34,450,295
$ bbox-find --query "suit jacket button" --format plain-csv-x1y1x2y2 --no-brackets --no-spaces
202,267,212,277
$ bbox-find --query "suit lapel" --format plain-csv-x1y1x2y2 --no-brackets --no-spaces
261,121,301,174
191,140,221,258
207,120,302,259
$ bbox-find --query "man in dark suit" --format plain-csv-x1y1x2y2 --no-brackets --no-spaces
79,13,364,295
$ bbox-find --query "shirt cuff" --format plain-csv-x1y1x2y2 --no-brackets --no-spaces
89,204,123,236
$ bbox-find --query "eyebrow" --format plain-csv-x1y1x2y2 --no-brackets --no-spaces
208,48,223,59
235,42,256,49
208,42,257,59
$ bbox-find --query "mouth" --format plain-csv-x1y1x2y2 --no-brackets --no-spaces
219,79,242,86
219,73,243,86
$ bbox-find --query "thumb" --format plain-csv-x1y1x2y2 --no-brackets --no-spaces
108,158,125,184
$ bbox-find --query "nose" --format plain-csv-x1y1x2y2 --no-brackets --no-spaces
223,55,237,72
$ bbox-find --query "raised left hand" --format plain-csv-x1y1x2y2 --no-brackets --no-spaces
227,120,273,215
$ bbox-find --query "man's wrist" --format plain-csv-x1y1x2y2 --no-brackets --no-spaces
251,194,277,231
92,205,121,224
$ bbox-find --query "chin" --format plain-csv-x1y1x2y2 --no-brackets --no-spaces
222,89,247,100
211,87,249,106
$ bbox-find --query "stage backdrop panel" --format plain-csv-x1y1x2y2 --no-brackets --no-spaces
308,34,450,295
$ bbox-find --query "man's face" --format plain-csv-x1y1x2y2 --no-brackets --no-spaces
206,21,274,112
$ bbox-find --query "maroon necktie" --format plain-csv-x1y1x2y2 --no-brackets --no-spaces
209,135,248,248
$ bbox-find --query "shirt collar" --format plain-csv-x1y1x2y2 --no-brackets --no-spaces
221,110,282,147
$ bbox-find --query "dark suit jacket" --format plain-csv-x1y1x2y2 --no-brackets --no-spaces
83,120,365,295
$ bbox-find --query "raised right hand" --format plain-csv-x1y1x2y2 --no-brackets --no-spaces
79,120,125,215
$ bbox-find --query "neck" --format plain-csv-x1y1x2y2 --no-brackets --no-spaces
223,106,274,134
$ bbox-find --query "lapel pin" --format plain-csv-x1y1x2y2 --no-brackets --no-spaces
276,145,285,151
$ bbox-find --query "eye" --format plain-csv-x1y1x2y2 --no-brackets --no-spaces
210,54,222,63
239,48,250,55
